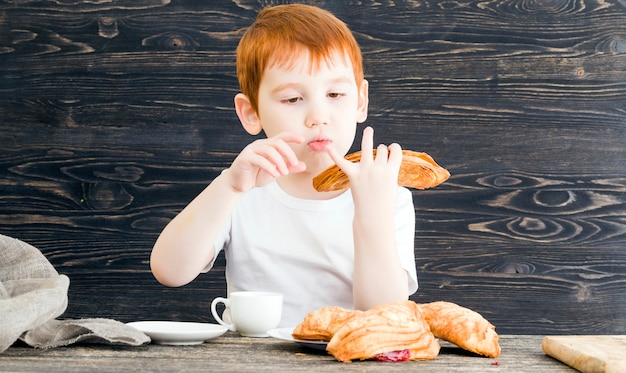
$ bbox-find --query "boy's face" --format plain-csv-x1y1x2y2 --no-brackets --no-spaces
254,50,368,174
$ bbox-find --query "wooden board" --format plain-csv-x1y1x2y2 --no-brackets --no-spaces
542,336,626,373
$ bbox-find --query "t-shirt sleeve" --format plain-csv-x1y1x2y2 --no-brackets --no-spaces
396,186,418,294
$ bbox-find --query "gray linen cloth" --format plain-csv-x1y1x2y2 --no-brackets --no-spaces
0,234,150,353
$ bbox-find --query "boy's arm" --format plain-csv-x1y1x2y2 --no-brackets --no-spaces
351,188,410,309
150,172,242,287
150,133,305,287
327,126,410,309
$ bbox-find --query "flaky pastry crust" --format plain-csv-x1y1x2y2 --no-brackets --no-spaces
326,300,440,363
417,301,501,358
312,150,450,192
291,300,500,363
291,306,360,342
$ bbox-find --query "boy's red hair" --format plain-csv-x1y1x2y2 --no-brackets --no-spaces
236,4,364,114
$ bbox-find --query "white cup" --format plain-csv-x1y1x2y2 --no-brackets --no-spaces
210,291,283,337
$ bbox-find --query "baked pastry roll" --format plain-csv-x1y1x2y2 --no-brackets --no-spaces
417,301,501,358
326,300,440,363
313,150,450,192
292,306,360,342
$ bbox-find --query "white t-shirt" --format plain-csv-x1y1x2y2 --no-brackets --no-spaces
209,181,418,327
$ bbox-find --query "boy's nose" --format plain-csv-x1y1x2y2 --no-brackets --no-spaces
305,104,330,128
305,119,327,128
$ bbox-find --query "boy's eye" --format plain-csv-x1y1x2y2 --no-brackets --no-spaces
283,97,301,104
328,92,345,98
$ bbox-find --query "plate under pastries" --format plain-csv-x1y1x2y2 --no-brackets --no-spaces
126,321,228,345
267,327,328,351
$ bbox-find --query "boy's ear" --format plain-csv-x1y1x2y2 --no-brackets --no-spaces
356,79,369,123
235,93,263,135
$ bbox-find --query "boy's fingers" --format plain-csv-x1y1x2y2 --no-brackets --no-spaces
360,126,375,163
272,140,300,169
326,146,354,176
388,143,403,166
249,154,282,178
271,132,305,167
326,146,344,167
375,144,388,163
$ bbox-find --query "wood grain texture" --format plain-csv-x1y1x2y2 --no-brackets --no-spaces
0,335,573,372
542,335,626,372
1,0,625,334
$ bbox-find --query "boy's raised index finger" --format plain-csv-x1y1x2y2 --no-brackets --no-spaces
360,126,375,162
325,146,354,175
325,146,344,167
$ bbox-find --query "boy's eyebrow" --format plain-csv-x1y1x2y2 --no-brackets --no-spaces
328,77,354,85
270,83,300,94
270,77,354,94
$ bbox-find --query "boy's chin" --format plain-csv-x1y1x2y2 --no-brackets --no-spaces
306,155,335,174
303,165,328,179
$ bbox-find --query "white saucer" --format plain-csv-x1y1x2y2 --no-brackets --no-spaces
267,327,327,351
127,321,228,345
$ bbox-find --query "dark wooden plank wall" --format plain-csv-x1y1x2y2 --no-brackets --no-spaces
1,0,625,335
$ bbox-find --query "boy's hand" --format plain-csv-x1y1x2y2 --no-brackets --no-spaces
226,132,306,193
326,126,402,214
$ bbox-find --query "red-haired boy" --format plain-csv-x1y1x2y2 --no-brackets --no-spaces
151,4,417,327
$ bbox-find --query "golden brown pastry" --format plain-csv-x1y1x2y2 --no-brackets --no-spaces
326,300,440,363
417,301,501,358
312,150,450,192
292,306,360,342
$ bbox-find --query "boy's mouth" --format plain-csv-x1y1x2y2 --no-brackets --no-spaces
307,137,332,152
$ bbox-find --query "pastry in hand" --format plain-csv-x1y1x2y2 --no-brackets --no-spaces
326,300,440,363
312,150,450,192
417,301,501,358
292,306,360,342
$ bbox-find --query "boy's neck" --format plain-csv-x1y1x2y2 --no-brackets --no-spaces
276,173,344,200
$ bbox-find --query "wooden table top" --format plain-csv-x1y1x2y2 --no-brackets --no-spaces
1,334,575,372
